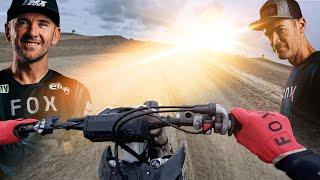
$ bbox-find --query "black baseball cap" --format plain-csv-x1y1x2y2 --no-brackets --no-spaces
7,0,60,27
249,0,302,31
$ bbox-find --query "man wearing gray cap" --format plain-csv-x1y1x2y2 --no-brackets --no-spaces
249,0,320,152
0,0,92,179
229,0,320,179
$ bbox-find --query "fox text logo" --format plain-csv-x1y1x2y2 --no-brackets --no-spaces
282,85,297,102
23,0,47,7
0,84,9,93
10,96,57,116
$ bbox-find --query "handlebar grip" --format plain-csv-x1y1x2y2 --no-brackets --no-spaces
228,114,242,136
14,125,35,139
233,119,242,133
193,104,216,116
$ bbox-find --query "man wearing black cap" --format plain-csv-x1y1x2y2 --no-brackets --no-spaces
0,0,92,179
248,0,320,151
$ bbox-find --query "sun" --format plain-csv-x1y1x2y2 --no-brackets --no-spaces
173,12,240,53
190,21,236,51
137,10,248,63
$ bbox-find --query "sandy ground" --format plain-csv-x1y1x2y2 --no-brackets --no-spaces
0,35,296,179
0,49,293,180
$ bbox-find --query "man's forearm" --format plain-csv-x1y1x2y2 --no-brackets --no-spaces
275,150,320,180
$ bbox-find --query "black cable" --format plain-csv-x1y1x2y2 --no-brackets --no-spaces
112,106,149,143
115,109,191,139
115,144,119,168
148,105,194,109
112,108,193,162
112,106,192,144
66,117,85,123
149,114,202,134
110,106,151,164
115,109,202,140
53,122,83,129
67,122,83,128
112,105,194,140
114,144,127,179
65,122,84,130
113,110,202,164
111,106,198,163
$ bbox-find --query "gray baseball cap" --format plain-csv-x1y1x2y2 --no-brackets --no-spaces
249,0,302,31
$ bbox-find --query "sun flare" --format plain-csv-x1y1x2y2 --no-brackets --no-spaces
181,20,237,52
130,9,251,64
172,10,242,53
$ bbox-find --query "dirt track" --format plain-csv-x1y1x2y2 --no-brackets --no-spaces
0,46,293,179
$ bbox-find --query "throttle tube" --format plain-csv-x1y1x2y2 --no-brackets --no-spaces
148,117,194,130
192,103,216,116
167,117,194,126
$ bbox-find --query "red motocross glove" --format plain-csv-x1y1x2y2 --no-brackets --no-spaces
231,108,304,163
0,119,38,145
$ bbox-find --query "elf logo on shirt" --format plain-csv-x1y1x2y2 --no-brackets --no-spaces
49,83,70,95
282,85,297,102
23,0,47,7
0,84,9,93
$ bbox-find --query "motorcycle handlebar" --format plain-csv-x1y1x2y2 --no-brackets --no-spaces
16,102,241,143
15,115,197,142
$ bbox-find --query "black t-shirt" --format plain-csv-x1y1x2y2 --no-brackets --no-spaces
0,69,92,179
280,51,320,152
0,69,91,120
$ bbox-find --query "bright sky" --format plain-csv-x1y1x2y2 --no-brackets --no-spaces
0,0,319,62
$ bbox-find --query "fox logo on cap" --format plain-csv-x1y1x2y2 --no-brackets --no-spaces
22,0,47,7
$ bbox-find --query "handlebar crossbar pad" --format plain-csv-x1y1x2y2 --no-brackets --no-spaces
83,112,150,142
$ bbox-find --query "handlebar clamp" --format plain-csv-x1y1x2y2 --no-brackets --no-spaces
35,116,59,135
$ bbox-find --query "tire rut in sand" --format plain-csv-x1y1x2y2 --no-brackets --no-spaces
204,62,281,111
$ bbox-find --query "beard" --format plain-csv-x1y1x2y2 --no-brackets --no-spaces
276,50,292,60
14,43,49,64
273,45,290,60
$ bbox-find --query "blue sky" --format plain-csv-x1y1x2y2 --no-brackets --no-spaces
0,0,319,62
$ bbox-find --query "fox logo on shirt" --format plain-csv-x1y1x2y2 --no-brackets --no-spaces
23,0,47,7
282,85,297,102
10,96,57,116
